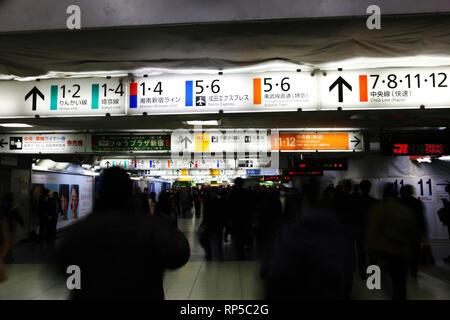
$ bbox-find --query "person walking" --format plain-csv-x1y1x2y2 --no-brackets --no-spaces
400,185,427,276
1,192,24,262
367,183,419,300
47,191,59,240
0,208,10,282
55,167,190,299
37,189,51,243
437,185,450,263
148,192,157,215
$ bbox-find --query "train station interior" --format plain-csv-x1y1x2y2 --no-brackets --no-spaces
0,0,449,302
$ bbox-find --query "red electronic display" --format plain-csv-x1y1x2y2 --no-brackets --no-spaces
287,171,323,176
381,131,449,156
263,176,291,181
389,143,446,155
393,144,409,154
293,158,347,171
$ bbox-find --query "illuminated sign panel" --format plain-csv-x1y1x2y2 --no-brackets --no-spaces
129,72,318,115
0,133,86,154
390,143,447,155
382,132,449,156
321,67,450,110
1,66,449,119
0,77,126,117
272,132,363,152
91,135,170,152
293,158,348,171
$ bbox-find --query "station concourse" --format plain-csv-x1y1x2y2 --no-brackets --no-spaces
0,0,449,301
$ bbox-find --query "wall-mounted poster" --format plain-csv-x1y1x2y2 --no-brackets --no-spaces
31,171,93,229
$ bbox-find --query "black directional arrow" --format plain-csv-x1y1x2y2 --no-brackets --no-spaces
0,139,7,148
180,136,192,149
329,76,352,103
105,161,111,168
351,136,361,147
25,87,45,111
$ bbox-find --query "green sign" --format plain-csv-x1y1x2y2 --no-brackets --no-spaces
91,135,170,151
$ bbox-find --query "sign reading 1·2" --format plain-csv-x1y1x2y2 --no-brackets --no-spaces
0,77,126,117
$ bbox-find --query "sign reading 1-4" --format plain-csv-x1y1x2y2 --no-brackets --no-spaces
0,77,126,117
321,66,450,109
128,72,319,115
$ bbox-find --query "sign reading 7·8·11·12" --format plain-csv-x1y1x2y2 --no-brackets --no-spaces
321,66,450,109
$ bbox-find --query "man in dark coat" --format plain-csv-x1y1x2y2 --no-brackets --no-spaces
400,184,427,276
266,177,349,300
56,167,190,300
1,192,24,262
354,180,380,279
228,178,254,260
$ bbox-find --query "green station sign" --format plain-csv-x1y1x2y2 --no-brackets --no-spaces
91,135,171,152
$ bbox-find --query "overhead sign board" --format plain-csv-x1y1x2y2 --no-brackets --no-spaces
381,131,449,155
1,67,449,119
321,67,450,109
133,158,236,170
171,130,272,153
129,72,317,115
0,77,126,117
99,159,133,169
293,158,348,171
91,134,170,152
271,132,363,151
0,133,86,154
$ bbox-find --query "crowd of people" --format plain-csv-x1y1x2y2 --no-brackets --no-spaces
129,176,449,300
1,168,449,300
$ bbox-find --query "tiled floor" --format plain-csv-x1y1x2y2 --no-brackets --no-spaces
1,217,450,300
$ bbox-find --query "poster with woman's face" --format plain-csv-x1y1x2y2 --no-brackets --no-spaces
68,184,79,219
59,184,69,221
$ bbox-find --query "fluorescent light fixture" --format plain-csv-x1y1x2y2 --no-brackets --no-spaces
0,123,33,127
416,157,432,163
438,156,450,161
185,120,220,126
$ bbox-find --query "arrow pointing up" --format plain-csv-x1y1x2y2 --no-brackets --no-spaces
350,136,361,147
180,136,192,149
25,87,45,111
329,76,352,103
105,161,111,168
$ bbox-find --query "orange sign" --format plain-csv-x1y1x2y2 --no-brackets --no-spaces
272,133,349,151
195,133,210,152
210,169,220,176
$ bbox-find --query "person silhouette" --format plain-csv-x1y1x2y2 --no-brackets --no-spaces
56,167,190,299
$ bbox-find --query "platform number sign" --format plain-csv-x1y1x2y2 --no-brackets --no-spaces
417,178,433,202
